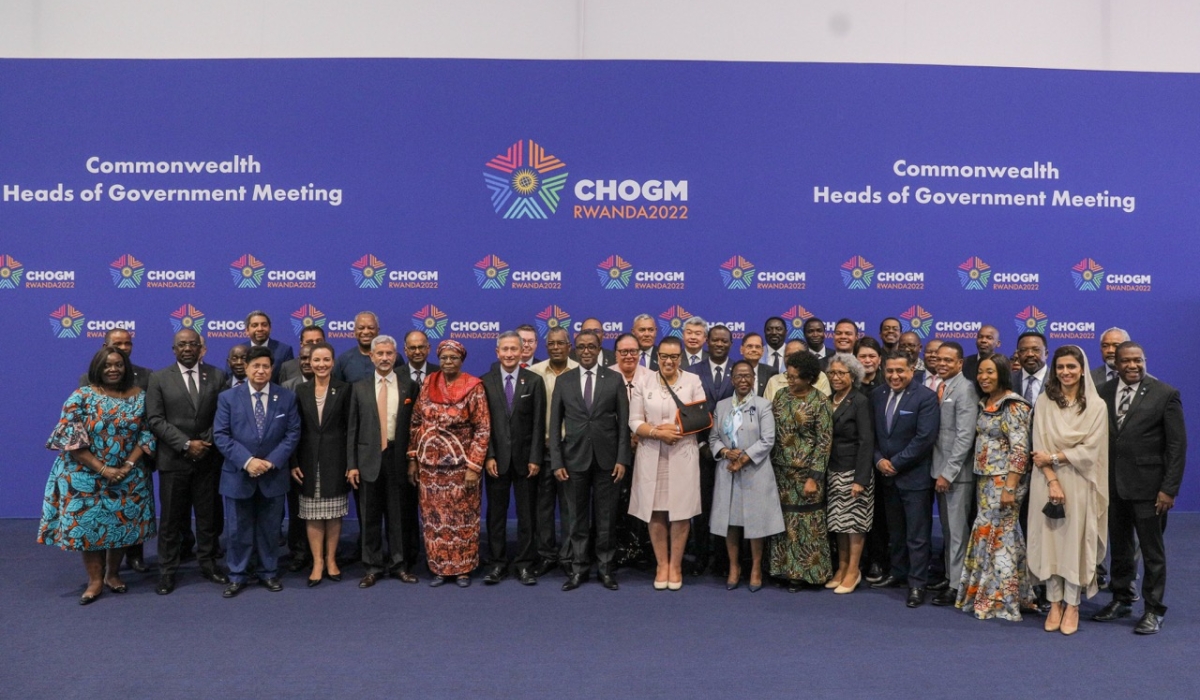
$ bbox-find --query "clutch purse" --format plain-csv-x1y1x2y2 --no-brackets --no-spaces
660,372,712,436
1042,501,1066,519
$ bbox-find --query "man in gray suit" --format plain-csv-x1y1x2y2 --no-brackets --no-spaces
1091,327,1131,387
929,341,980,606
282,343,315,391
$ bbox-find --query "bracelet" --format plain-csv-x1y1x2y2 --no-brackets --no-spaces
100,466,109,478
1047,478,1059,484
123,460,135,468
649,428,657,439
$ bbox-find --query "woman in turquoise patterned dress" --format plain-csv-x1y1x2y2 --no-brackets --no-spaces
956,356,1034,620
39,347,157,605
770,351,834,590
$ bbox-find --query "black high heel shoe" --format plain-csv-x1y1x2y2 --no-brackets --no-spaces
79,591,101,605
325,571,342,582
105,581,128,594
306,577,322,588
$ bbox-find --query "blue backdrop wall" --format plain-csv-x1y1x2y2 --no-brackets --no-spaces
1,59,1196,516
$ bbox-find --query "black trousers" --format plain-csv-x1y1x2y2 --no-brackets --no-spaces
286,477,309,559
882,481,933,589
864,482,890,574
359,445,413,575
691,443,718,562
536,456,572,564
485,467,538,571
1109,494,1168,616
568,459,619,576
157,465,220,575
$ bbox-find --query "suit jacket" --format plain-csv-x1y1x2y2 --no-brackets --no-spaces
278,357,303,386
1099,376,1187,500
931,372,980,483
405,361,440,386
347,372,419,483
145,362,228,473
687,361,735,415
481,367,546,476
1091,365,1118,388
762,345,787,375
293,379,351,498
491,357,545,373
548,365,632,472
79,364,151,391
829,387,874,487
872,382,940,491
213,383,301,499
568,348,617,367
681,349,708,369
1013,366,1050,402
752,363,778,398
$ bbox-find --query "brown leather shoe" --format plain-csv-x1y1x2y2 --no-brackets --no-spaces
358,573,381,589
391,570,418,584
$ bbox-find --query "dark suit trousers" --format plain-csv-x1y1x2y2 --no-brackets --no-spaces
359,444,412,575
226,490,285,583
536,456,573,564
485,468,538,570
158,465,220,575
691,444,718,561
286,478,308,558
1109,494,1168,616
568,458,620,576
882,480,933,589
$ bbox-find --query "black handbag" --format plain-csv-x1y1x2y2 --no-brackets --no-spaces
1042,501,1066,519
659,372,712,436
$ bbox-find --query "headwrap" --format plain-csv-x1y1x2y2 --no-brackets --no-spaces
436,339,467,361
426,339,480,405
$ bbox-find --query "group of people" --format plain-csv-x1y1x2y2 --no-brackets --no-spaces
39,310,1185,636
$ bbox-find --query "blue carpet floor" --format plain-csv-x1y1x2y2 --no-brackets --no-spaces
4,516,1198,699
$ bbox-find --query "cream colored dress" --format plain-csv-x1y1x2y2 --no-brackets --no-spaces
627,372,705,522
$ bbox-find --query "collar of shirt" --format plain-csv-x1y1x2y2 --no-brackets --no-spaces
503,369,519,386
178,362,200,377
249,384,270,401
1024,365,1048,384
1119,380,1141,396
709,359,728,376
579,364,599,394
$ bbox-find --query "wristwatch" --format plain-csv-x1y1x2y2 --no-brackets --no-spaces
1002,485,1016,494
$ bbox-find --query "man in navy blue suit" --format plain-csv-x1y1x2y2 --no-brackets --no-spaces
213,345,301,597
685,324,734,576
245,310,295,383
869,351,940,608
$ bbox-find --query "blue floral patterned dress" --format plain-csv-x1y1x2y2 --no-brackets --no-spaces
38,387,157,551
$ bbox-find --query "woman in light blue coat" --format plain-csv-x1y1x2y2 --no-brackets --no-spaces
710,360,785,591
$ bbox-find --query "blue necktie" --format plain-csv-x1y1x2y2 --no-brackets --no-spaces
254,391,266,438
505,374,515,412
885,391,900,432
584,370,594,412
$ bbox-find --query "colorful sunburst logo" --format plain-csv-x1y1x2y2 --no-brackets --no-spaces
109,254,145,289
719,255,756,290
596,255,633,290
474,254,510,289
169,304,206,336
351,254,388,289
0,255,24,289
49,304,84,339
535,305,572,338
1014,305,1048,334
657,305,693,338
900,305,934,339
230,254,265,289
840,255,875,290
483,139,569,219
957,256,991,291
412,304,449,340
1071,258,1104,291
781,305,816,340
290,304,327,336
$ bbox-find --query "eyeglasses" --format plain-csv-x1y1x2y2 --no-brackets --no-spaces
827,370,850,377
658,353,682,362
615,349,639,356
576,344,600,351
175,341,201,349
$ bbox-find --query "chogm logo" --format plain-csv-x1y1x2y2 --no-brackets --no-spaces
840,256,875,290
412,304,449,340
50,304,85,339
1014,306,1048,335
900,305,934,339
657,305,693,338
957,257,991,290
597,255,633,290
110,254,145,289
719,256,756,290
169,304,206,336
781,305,815,341
351,254,387,289
290,304,327,336
474,254,510,289
1071,258,1104,291
535,305,572,338
0,255,24,289
483,139,569,219
230,254,266,288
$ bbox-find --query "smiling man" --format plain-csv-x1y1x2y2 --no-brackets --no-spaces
244,310,294,383
334,311,381,384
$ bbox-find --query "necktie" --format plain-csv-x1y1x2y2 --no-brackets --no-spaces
937,382,946,402
773,351,782,373
520,362,528,369
414,367,424,385
714,365,723,385
1023,375,1037,403
377,376,390,450
691,354,699,366
505,374,515,411
253,391,266,438
1108,368,1117,382
885,391,900,432
1117,385,1133,428
185,369,199,407
640,352,648,368
583,370,594,412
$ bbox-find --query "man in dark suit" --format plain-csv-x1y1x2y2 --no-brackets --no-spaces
225,344,249,389
802,317,832,368
763,316,787,374
1013,331,1049,402
347,334,421,587
739,332,778,397
1091,327,1131,387
245,310,294,383
213,346,301,597
680,316,709,369
869,351,940,608
146,329,229,594
403,329,440,386
632,313,659,370
549,329,632,591
282,344,314,391
686,324,735,575
577,317,616,367
279,325,326,386
1092,342,1186,634
963,324,1001,382
481,331,547,585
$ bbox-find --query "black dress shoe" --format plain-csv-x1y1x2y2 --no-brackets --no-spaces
200,568,230,585
932,589,957,607
906,588,927,608
864,563,885,583
686,557,709,577
562,573,584,591
482,568,506,585
359,573,381,589
531,559,557,578
517,568,537,586
1092,600,1133,622
1134,612,1164,635
306,577,321,588
287,557,310,573
261,577,283,592
156,575,176,595
927,578,950,592
428,575,448,588
391,570,418,584
455,575,471,588
600,573,619,591
222,581,248,598
128,557,150,574
870,574,904,589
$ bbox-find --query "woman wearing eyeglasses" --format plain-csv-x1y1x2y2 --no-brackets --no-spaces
824,353,875,594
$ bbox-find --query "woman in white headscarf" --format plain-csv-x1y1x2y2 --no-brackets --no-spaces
1028,345,1108,636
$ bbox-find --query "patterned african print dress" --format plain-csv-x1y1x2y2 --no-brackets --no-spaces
769,388,833,583
39,387,157,551
408,380,491,577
